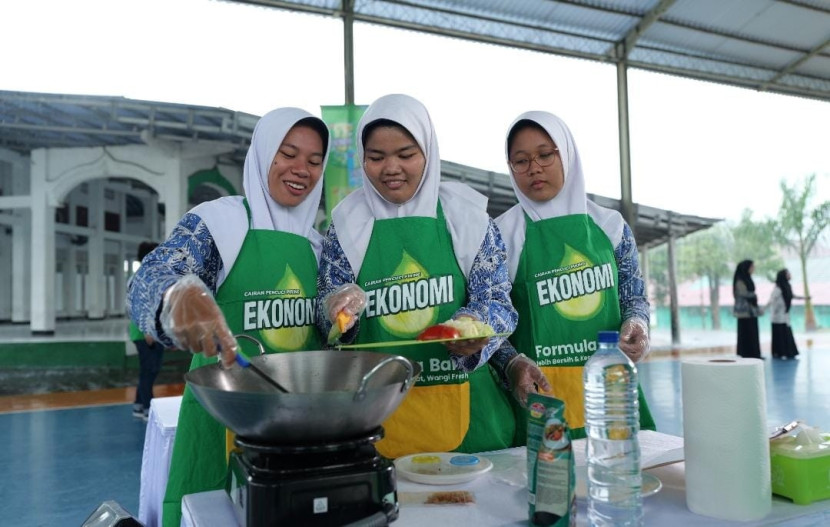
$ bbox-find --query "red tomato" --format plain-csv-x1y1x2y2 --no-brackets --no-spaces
416,324,461,341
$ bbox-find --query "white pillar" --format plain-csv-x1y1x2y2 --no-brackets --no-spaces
85,180,106,319
55,248,65,315
65,194,80,317
0,225,10,320
162,157,186,238
76,255,86,314
7,153,31,323
115,188,128,316
30,150,56,334
65,246,79,317
11,210,30,323
114,240,126,316
150,192,161,241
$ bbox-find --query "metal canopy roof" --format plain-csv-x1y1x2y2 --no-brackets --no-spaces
0,89,716,248
233,0,830,102
0,90,259,164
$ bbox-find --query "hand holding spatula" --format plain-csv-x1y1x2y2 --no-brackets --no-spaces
160,274,238,368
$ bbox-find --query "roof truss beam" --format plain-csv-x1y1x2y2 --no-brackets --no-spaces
763,36,830,89
618,0,676,60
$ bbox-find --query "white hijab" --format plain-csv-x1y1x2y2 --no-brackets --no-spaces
332,94,489,277
195,107,329,287
496,111,623,280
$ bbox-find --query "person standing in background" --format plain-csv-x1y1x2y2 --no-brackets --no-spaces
767,268,803,360
129,241,164,420
733,259,763,359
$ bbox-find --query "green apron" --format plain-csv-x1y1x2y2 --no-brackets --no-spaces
128,320,143,341
356,203,515,459
162,200,320,527
509,213,654,442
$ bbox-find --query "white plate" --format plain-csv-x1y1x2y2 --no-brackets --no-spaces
575,467,662,499
395,452,493,485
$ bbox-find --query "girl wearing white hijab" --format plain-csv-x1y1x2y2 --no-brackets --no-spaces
127,107,329,527
495,111,655,440
317,94,517,458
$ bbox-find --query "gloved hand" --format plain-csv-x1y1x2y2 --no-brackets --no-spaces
160,274,237,368
505,353,552,406
323,283,367,335
619,317,650,363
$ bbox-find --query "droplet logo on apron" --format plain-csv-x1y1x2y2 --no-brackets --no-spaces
257,264,314,351
535,244,614,322
364,250,454,339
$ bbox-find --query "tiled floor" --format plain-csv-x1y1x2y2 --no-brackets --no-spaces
642,349,830,437
1,321,828,526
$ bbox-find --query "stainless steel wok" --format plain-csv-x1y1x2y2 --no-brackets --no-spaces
185,349,420,443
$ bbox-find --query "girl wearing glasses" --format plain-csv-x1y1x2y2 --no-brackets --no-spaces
316,94,518,458
494,111,655,440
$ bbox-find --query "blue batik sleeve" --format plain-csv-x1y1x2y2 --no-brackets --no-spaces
616,223,650,324
316,223,358,341
126,212,222,348
452,219,519,372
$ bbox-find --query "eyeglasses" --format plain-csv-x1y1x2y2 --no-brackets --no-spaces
509,148,559,174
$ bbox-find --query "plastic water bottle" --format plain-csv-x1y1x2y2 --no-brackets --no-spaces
584,330,642,526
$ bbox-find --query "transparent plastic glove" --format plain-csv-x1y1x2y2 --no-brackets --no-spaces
323,283,367,340
505,353,552,406
795,424,824,447
160,274,237,368
619,317,650,363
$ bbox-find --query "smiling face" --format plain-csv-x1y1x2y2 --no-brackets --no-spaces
508,125,564,202
362,124,426,204
267,124,325,207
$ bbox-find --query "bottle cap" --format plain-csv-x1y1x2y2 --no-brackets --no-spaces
449,455,481,466
597,330,620,343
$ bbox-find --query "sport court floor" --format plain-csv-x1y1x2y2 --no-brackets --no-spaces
1,322,828,525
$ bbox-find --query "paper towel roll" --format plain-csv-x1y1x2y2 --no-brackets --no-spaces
681,357,771,521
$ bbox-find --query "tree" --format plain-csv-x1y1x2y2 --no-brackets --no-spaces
678,223,733,329
773,174,830,331
731,209,784,282
671,211,784,330
646,244,669,307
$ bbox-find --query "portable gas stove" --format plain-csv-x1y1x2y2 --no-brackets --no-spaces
226,427,398,526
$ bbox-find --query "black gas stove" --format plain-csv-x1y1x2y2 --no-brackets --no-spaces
226,427,398,527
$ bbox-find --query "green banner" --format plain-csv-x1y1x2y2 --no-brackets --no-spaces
321,104,367,227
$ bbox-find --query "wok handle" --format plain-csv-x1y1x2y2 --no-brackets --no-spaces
354,356,415,402
233,333,267,355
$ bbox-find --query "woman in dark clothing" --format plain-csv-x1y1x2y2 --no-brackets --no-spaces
733,259,763,358
129,241,165,420
767,269,801,359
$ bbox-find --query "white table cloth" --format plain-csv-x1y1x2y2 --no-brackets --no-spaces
181,440,830,526
138,395,183,527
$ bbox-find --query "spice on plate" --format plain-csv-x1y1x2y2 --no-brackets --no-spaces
399,491,476,505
